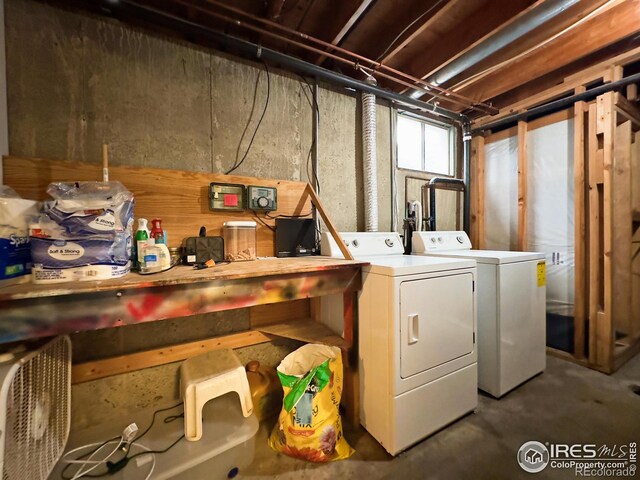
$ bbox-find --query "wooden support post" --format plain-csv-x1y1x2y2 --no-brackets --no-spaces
517,121,528,251
598,91,616,371
613,120,633,338
587,103,601,365
341,291,359,429
627,83,638,102
470,136,486,249
574,87,587,359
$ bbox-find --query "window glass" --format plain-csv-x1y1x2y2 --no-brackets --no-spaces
397,116,422,171
424,123,451,175
396,112,454,175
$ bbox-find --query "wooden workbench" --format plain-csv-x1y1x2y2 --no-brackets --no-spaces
0,257,367,423
0,257,365,343
2,156,365,422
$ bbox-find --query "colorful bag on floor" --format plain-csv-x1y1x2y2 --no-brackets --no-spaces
268,344,354,462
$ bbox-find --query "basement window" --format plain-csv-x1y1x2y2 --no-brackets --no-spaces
396,112,454,176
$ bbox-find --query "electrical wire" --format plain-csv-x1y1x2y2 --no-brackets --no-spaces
61,403,184,480
134,401,183,442
252,211,276,231
61,437,120,479
265,211,313,219
64,441,123,480
226,60,271,175
125,434,186,462
296,73,321,195
375,0,447,62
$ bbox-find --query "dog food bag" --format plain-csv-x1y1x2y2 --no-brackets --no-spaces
268,344,354,462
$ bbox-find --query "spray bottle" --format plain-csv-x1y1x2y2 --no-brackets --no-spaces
135,218,153,270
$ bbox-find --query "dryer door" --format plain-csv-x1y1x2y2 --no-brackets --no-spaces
400,273,474,378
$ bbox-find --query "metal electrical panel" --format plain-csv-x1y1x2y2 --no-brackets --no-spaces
209,183,246,211
248,186,277,211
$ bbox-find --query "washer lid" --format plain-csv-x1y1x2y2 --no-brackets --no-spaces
357,254,475,276
418,249,545,265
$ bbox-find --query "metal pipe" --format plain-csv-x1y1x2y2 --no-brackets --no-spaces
312,78,320,242
428,0,580,87
168,0,498,113
462,123,472,234
472,72,640,133
104,0,468,122
172,0,493,113
425,177,466,231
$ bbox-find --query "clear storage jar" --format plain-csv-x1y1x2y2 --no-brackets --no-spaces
223,221,257,261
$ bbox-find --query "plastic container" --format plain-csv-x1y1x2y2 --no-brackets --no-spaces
223,221,257,261
51,394,259,480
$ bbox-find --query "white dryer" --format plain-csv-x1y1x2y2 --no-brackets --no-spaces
412,231,546,398
322,232,477,455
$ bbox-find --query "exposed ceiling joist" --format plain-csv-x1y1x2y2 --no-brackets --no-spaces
375,0,456,65
395,0,535,92
314,0,376,64
455,0,640,103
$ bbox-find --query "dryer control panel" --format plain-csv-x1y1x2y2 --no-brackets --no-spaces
412,231,472,253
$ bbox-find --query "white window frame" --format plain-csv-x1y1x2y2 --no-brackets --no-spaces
395,110,456,177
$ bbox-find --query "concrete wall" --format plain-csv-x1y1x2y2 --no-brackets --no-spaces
4,0,394,427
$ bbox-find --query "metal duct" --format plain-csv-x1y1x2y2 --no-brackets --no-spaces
408,0,580,97
362,77,379,232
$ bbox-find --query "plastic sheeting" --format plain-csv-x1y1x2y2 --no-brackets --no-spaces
484,136,518,250
527,119,574,316
482,119,575,316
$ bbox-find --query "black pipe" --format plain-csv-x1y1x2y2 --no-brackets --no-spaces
105,0,467,123
473,72,640,133
425,177,466,231
462,124,471,235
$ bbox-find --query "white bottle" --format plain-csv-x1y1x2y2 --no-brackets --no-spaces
136,218,154,267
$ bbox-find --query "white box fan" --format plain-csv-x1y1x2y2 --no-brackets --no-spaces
0,335,71,480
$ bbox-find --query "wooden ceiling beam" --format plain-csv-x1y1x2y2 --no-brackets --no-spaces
394,0,535,93
443,0,611,90
266,0,287,21
454,0,640,103
314,0,376,64
376,0,458,65
419,0,546,85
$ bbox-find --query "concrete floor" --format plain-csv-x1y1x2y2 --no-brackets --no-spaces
243,354,640,479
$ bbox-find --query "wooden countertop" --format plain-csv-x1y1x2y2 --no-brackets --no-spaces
0,257,368,301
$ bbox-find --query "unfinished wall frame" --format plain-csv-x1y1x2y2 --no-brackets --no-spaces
472,73,640,373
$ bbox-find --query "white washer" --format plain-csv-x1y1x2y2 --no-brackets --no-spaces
412,231,546,398
322,232,477,455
